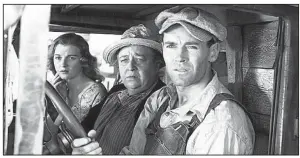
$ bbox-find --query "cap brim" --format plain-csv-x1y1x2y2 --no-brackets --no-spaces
103,38,163,65
159,20,212,42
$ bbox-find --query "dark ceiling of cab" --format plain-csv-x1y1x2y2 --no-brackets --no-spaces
49,4,296,34
50,4,177,33
51,5,176,19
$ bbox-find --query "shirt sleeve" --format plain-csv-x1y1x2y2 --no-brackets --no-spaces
192,126,249,154
86,83,107,108
120,88,164,155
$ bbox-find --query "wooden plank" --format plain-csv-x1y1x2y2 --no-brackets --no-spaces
226,26,243,102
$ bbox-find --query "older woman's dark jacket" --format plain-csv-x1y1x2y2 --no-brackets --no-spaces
81,79,165,154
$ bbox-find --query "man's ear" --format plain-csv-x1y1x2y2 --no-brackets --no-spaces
209,43,220,62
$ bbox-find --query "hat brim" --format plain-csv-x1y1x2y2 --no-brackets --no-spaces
103,38,163,65
159,20,213,42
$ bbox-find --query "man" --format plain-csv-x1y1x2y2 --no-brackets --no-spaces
74,24,165,155
72,6,255,155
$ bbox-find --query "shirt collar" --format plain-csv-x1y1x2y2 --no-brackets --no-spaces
165,70,225,120
118,79,159,101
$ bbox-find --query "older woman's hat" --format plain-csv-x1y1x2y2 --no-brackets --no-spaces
155,6,227,42
103,24,163,65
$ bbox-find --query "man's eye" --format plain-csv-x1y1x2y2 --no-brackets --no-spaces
186,45,199,50
164,44,176,48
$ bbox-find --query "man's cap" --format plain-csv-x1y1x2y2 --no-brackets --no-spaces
103,24,163,65
155,6,227,42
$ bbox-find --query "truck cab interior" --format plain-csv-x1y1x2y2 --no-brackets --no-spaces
3,4,299,155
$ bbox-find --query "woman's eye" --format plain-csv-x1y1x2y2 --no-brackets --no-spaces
54,56,61,60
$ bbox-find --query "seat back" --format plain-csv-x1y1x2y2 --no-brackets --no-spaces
217,20,279,154
241,21,279,154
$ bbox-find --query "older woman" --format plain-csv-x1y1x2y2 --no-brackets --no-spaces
48,33,107,123
75,24,166,155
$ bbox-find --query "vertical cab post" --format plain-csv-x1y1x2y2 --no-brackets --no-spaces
13,5,51,154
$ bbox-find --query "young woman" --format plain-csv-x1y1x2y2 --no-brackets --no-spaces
48,33,107,122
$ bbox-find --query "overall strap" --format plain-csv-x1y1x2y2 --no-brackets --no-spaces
205,93,236,118
188,115,201,132
188,93,253,134
205,93,253,123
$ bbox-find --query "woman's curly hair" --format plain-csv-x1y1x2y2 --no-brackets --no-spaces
48,33,104,82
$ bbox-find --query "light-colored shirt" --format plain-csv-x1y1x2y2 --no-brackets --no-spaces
121,72,255,155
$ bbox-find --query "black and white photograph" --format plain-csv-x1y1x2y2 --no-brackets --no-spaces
2,3,299,155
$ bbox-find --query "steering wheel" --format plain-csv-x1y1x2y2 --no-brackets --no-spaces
42,81,87,154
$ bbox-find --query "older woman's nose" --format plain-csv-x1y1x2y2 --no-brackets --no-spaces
127,58,137,71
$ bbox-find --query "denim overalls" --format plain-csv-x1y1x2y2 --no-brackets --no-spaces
144,93,252,155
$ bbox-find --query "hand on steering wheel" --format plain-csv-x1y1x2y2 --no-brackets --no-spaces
52,74,68,100
71,130,103,155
